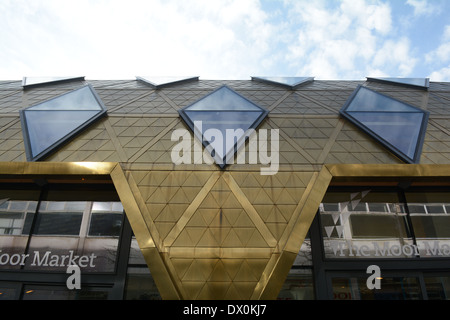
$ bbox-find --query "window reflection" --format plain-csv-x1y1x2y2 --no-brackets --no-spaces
332,276,422,300
320,189,413,259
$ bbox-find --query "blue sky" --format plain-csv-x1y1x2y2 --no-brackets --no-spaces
0,0,449,81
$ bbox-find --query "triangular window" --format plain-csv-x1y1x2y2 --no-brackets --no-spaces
136,76,199,89
340,85,429,163
251,76,314,88
179,86,268,168
20,85,107,161
366,77,430,90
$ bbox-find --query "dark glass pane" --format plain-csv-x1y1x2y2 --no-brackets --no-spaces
125,267,162,300
425,276,450,300
332,276,422,300
277,269,314,300
185,86,262,111
185,110,263,160
88,201,123,237
30,85,102,111
347,111,424,158
24,110,100,157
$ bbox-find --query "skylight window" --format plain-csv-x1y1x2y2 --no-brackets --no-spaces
22,76,85,88
340,85,429,164
20,84,107,161
136,76,199,89
366,77,430,90
178,85,269,168
251,76,314,89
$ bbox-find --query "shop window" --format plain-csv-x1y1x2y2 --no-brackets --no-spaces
20,84,107,161
339,85,429,163
331,275,422,300
405,192,450,257
320,188,413,259
179,85,269,168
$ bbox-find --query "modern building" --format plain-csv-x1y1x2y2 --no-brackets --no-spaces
0,76,449,300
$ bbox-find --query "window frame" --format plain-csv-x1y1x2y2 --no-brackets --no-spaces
178,85,269,169
19,84,107,161
339,85,430,164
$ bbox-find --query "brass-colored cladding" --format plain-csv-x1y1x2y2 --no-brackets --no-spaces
1,162,449,300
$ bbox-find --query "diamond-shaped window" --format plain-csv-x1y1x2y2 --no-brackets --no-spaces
366,77,430,90
179,85,269,168
20,84,107,161
251,76,314,89
22,76,85,88
340,85,429,163
136,76,199,89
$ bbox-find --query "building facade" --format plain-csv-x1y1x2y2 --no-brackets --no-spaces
0,76,449,300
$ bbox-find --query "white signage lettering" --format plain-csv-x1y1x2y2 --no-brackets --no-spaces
0,250,97,268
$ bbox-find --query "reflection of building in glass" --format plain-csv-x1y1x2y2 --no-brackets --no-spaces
0,76,449,301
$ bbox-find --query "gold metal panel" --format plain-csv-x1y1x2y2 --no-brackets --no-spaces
3,162,449,300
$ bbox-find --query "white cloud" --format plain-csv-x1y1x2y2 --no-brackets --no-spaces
0,0,280,80
284,0,399,79
429,66,450,81
406,0,441,16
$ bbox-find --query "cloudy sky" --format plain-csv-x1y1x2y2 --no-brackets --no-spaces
0,0,449,81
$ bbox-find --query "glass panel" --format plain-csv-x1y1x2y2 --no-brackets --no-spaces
347,111,424,159
24,110,100,158
425,276,450,300
346,86,417,112
31,201,86,235
405,192,450,258
185,86,262,111
22,76,84,87
22,285,109,300
136,76,198,88
253,76,313,88
0,285,17,300
88,202,123,236
28,86,102,111
369,77,429,88
277,269,314,300
331,276,422,300
320,189,414,259
186,110,263,160
125,267,162,300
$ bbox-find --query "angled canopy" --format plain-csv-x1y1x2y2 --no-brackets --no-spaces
20,84,107,161
251,76,314,89
22,76,85,88
179,85,269,168
366,77,430,90
340,85,429,164
136,76,199,89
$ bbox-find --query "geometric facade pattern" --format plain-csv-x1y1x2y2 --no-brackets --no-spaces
19,84,107,161
340,85,429,164
0,77,449,300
